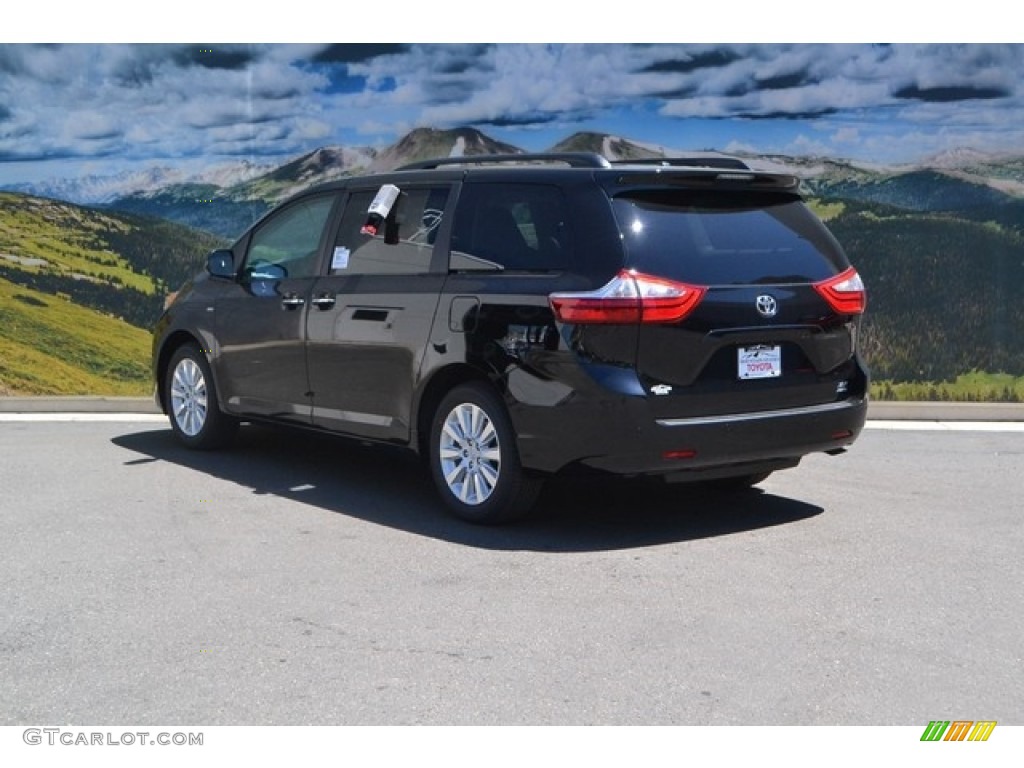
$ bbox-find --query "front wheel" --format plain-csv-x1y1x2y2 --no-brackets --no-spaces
165,343,237,450
429,383,542,524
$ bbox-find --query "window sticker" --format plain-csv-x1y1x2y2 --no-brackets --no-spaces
331,246,350,270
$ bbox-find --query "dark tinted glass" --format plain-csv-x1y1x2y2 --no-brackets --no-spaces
611,191,846,285
451,183,570,272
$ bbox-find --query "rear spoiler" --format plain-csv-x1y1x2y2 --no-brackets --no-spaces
613,170,801,191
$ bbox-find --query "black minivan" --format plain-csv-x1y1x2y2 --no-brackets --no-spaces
153,153,868,523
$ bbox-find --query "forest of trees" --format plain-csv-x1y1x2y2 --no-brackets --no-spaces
828,205,1024,382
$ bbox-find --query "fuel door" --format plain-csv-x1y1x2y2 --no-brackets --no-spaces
449,295,480,333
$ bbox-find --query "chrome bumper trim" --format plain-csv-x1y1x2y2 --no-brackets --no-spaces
656,399,863,427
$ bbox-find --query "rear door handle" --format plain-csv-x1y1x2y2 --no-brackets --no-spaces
311,293,336,310
281,293,305,310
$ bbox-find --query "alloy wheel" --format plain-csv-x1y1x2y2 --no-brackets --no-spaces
170,357,208,437
439,402,502,505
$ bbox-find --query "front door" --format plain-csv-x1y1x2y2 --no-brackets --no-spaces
215,193,338,422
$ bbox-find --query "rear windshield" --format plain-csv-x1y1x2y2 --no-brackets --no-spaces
611,190,847,285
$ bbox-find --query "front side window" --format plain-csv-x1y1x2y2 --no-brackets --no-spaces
331,186,449,275
450,183,571,272
244,195,336,281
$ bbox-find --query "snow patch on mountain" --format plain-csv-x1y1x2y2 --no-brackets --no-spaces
922,148,997,169
192,159,277,188
3,160,277,205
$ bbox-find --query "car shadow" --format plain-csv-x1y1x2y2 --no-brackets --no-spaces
112,423,824,553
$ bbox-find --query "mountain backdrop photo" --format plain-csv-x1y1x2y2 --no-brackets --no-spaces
1,43,1022,399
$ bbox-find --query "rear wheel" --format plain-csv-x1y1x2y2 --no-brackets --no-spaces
165,343,237,449
429,383,542,524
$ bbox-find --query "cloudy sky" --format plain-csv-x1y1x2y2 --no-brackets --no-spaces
1,43,1022,183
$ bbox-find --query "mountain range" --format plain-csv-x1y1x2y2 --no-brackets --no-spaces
1,126,1023,395
6,126,1024,239
4,159,275,205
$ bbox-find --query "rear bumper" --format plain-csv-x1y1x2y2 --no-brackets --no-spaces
654,399,858,428
512,393,867,477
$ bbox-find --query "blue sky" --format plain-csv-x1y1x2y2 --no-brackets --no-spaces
1,43,1022,183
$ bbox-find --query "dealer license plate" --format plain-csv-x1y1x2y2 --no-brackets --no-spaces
738,345,782,380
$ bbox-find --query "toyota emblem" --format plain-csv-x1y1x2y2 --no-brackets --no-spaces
756,294,778,318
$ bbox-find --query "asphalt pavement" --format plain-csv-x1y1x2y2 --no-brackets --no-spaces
1,417,1021,724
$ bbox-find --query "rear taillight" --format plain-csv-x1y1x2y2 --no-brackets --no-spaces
549,270,707,325
813,267,866,315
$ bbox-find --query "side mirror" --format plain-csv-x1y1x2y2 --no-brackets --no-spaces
206,249,235,279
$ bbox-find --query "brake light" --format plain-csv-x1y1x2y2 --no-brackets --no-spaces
663,449,697,460
549,270,707,324
813,267,866,315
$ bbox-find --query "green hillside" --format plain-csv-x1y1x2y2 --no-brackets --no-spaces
806,170,1015,212
0,192,223,395
826,202,1024,382
1,192,155,293
0,193,223,317
0,278,151,395
109,187,270,239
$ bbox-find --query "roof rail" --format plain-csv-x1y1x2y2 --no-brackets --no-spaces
397,152,612,171
611,157,751,170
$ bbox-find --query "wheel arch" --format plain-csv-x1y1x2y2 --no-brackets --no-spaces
413,363,498,458
155,331,206,414
425,377,543,523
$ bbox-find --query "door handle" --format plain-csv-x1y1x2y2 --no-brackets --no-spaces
311,294,336,310
281,293,305,310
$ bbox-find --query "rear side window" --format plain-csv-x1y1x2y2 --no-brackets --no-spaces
612,190,847,285
332,186,449,275
450,183,571,272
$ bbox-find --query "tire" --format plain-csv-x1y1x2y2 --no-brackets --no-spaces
429,382,543,524
165,343,237,450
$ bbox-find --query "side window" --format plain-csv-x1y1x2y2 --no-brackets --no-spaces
450,183,571,272
331,186,449,275
244,195,335,280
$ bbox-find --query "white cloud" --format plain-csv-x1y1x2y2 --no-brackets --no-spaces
1,42,1023,176
831,127,861,144
787,134,833,157
291,118,331,141
61,111,120,141
724,140,759,154
0,44,331,163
